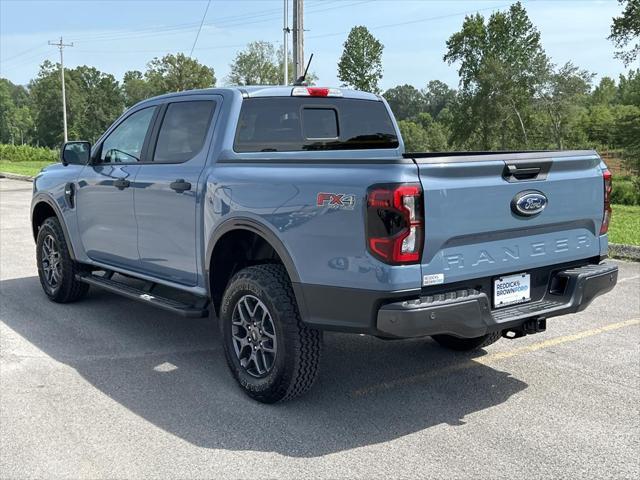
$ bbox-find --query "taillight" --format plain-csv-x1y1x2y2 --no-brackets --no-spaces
291,86,343,97
366,183,424,264
600,169,612,235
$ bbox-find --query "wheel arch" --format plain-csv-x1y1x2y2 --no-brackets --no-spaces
206,217,303,316
31,194,77,260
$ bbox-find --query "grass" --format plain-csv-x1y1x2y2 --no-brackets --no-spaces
1,160,638,246
609,204,640,246
0,160,54,177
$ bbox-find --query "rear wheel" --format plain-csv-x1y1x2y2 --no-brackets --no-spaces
220,264,321,403
431,332,501,351
36,217,89,303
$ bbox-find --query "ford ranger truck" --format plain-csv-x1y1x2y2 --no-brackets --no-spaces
31,86,618,403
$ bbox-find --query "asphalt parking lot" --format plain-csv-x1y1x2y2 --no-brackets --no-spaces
1,177,639,479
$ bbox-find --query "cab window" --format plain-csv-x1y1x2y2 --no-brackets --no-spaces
100,107,156,163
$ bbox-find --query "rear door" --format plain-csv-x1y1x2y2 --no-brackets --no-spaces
77,106,157,269
414,152,605,286
133,96,219,286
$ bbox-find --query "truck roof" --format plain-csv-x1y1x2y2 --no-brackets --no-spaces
139,86,381,104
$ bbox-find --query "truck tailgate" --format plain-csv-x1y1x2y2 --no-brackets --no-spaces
412,151,606,286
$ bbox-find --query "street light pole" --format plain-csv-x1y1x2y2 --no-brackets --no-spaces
48,37,73,143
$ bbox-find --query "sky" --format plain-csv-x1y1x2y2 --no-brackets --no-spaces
0,0,633,90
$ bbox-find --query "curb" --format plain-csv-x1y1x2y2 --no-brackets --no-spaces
0,172,34,182
609,243,640,261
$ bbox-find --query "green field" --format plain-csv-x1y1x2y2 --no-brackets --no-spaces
609,204,640,246
0,160,54,177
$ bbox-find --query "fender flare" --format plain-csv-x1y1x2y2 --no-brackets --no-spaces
205,216,301,286
31,193,77,260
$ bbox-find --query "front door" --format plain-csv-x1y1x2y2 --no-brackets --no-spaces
76,106,157,270
134,97,218,286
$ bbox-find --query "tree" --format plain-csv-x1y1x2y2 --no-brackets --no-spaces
0,79,34,144
540,62,593,149
617,69,640,106
145,53,216,94
609,0,640,66
29,61,125,146
591,77,618,105
122,70,151,107
397,120,429,151
422,80,456,119
444,2,550,149
382,85,426,121
614,104,640,176
29,61,73,146
337,26,384,93
71,66,124,142
398,114,450,152
122,53,215,107
0,80,17,143
227,41,280,86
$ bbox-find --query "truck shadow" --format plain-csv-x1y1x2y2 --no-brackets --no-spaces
1,276,528,458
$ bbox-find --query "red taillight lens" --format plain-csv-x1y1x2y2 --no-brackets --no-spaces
366,183,424,264
600,169,612,235
307,87,329,97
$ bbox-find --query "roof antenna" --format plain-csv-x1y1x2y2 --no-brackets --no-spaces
293,53,313,86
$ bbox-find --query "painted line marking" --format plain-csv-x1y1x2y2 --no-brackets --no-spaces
352,318,640,397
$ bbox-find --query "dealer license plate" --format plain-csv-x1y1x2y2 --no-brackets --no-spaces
494,273,531,308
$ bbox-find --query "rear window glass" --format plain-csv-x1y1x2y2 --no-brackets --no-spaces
234,97,398,152
153,101,214,163
303,108,338,139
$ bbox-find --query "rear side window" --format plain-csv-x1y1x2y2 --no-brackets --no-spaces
153,101,215,163
234,97,398,152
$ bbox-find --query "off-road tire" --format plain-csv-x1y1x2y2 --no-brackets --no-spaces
36,217,89,303
220,264,322,403
431,332,502,351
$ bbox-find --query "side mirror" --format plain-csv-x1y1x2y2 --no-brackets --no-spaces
61,141,91,166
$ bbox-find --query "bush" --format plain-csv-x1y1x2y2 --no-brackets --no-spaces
0,144,58,163
611,177,640,206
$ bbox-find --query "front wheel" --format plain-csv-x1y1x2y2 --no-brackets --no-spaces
36,217,89,303
431,332,501,351
219,264,322,403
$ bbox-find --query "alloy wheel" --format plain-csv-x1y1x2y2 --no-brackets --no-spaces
231,294,278,377
41,234,62,289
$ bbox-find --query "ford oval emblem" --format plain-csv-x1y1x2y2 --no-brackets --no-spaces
512,190,547,217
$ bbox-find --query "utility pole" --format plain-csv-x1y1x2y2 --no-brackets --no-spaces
292,0,304,80
283,0,289,85
48,37,73,142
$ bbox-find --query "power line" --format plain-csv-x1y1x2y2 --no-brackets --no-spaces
65,0,356,45
1,44,47,64
190,0,212,57
307,4,510,40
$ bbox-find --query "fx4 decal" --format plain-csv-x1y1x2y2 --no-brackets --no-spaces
316,192,356,210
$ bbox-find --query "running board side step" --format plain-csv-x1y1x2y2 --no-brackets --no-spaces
76,272,209,318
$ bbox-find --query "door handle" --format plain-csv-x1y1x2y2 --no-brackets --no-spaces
114,179,130,190
170,179,191,193
504,164,542,181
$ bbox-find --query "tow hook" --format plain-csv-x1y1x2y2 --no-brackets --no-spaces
502,318,547,339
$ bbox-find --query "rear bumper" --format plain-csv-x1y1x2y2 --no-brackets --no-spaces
376,262,618,338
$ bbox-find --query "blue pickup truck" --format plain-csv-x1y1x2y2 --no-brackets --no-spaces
31,86,618,402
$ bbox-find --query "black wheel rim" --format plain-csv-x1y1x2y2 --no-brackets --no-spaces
41,234,62,289
231,294,277,378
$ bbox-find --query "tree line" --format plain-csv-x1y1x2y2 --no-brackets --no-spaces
0,1,638,178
